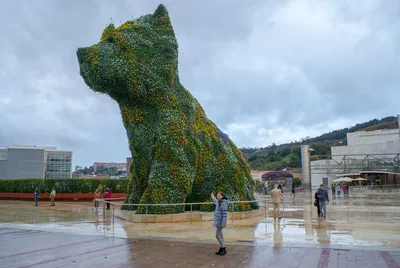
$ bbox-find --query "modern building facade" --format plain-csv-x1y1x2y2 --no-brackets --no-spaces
311,128,400,187
45,150,73,178
0,145,72,179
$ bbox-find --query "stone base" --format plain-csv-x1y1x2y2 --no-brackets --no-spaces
115,209,263,223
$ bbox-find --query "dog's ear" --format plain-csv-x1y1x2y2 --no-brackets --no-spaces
101,24,115,42
151,4,171,26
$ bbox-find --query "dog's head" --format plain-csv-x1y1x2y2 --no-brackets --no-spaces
77,4,178,102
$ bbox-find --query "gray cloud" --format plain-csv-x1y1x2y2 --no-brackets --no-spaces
0,0,399,167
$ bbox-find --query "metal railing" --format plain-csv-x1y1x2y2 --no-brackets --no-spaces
96,197,291,225
349,184,400,193
311,153,400,175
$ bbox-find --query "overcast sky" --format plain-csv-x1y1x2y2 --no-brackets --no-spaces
1,0,399,167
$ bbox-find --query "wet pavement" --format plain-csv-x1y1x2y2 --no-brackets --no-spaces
1,227,400,268
1,192,400,267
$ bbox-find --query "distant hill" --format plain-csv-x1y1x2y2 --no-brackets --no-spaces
241,116,398,171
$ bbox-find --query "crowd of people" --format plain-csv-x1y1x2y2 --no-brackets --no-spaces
331,183,350,196
32,186,112,208
34,187,56,207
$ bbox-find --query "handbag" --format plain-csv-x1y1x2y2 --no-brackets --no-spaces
314,200,318,207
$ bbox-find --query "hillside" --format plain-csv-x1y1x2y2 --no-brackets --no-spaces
241,116,398,171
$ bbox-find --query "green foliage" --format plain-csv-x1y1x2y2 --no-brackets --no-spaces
293,178,302,187
254,180,264,194
77,4,258,214
0,178,129,193
95,167,125,176
77,166,94,175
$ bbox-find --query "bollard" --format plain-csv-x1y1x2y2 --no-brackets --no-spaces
103,200,106,219
112,205,115,238
264,200,267,222
232,203,234,222
190,204,193,224
146,205,148,225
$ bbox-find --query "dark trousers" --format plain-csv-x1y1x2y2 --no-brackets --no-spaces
106,200,110,210
316,200,320,216
34,197,39,206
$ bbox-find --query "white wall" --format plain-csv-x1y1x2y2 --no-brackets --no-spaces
347,129,399,146
331,129,400,160
310,160,337,188
311,172,337,188
331,140,400,160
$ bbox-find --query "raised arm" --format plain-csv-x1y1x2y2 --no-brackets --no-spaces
211,193,218,205
211,194,218,205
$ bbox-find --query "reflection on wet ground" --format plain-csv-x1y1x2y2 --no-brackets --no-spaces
1,192,400,249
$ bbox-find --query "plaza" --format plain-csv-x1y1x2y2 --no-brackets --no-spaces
1,191,400,267
1,1,400,267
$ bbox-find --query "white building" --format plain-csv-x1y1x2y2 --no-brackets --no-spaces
0,144,72,179
311,128,400,187
331,129,400,160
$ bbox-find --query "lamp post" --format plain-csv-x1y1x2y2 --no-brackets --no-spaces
397,115,400,186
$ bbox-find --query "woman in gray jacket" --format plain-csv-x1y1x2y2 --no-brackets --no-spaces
211,191,229,256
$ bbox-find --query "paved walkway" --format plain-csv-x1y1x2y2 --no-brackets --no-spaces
1,227,400,268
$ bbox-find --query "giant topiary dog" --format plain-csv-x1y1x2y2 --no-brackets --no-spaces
77,4,258,214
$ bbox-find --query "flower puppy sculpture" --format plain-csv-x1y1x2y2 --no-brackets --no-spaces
77,4,258,214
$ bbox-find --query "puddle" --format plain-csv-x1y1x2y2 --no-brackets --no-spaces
1,193,400,248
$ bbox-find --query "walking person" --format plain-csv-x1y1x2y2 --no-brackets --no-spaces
93,189,101,209
342,184,346,195
314,191,320,217
271,185,282,219
331,184,336,196
336,184,341,197
50,187,56,206
34,187,40,207
264,181,268,195
104,187,112,210
317,184,329,219
211,191,228,256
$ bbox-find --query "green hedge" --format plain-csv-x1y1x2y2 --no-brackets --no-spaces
0,178,129,194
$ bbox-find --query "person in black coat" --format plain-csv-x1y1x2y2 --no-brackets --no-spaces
314,192,320,217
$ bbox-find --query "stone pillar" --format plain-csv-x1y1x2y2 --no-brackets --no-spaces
397,114,400,129
301,144,313,205
301,145,312,192
301,145,314,238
